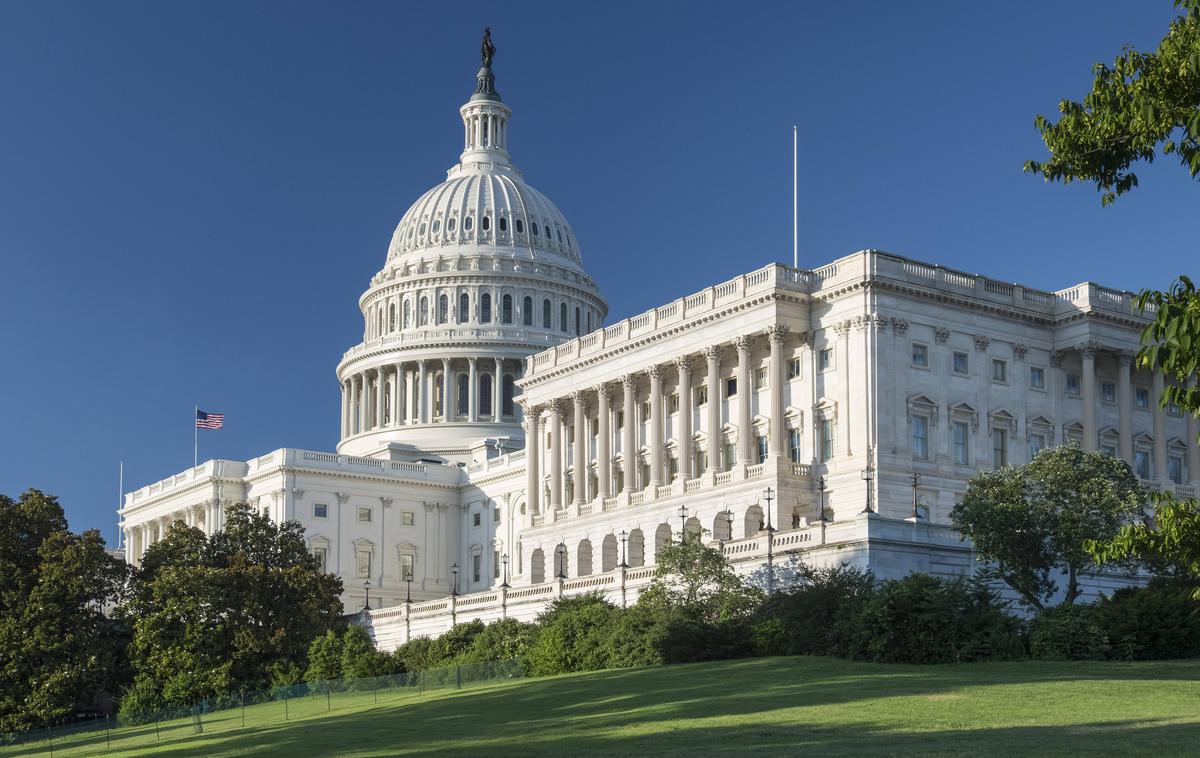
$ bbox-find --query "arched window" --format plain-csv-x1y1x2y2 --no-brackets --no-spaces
531,222,539,237
438,294,448,324
480,374,494,417
574,307,581,335
481,293,492,323
586,311,592,332
502,294,513,324
560,302,568,332
523,296,533,326
544,224,551,239
557,228,563,244
388,304,396,332
448,217,457,232
464,216,474,232
499,217,508,232
482,215,491,232
503,374,515,416
458,292,469,323
432,219,440,234
419,296,429,326
403,299,412,328
418,222,426,237
542,299,551,328
515,218,524,234
457,373,469,416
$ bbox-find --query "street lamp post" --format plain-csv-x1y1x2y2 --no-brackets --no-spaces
500,553,510,589
763,487,776,597
451,563,459,597
363,579,371,612
817,476,828,522
910,471,922,520
618,530,628,569
677,504,688,543
721,508,734,548
860,447,876,514
555,543,567,579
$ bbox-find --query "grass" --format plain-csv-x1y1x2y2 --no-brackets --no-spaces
8,657,1200,756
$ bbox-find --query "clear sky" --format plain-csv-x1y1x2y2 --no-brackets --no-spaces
1,1,1195,539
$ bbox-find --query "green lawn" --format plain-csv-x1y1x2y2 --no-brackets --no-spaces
10,657,1200,756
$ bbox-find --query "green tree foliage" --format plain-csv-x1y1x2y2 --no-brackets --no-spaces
1095,580,1200,659
525,595,616,676
304,630,344,684
1091,492,1200,596
455,618,539,665
121,504,342,714
752,563,878,658
1029,605,1111,660
952,444,1144,610
646,534,762,622
1024,1,1200,205
1136,277,1200,418
0,490,129,731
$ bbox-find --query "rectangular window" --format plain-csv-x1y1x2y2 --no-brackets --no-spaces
400,554,414,582
493,505,500,523
1066,373,1081,396
820,419,834,462
912,416,929,460
669,456,679,479
992,429,1007,468
357,507,372,523
493,550,501,579
696,386,708,406
725,377,737,397
1101,381,1116,403
992,359,1007,383
788,428,802,463
312,546,328,572
401,510,414,527
754,367,768,389
1169,456,1183,484
819,348,833,371
313,503,328,519
472,512,481,527
1101,444,1117,458
1030,433,1047,459
1135,388,1150,408
1030,366,1045,389
616,410,624,428
356,549,372,579
953,421,970,465
641,401,651,422
1135,450,1151,479
472,554,481,582
1167,399,1181,416
669,393,680,413
953,351,969,375
757,435,769,464
912,343,929,368
787,358,802,379
725,442,737,472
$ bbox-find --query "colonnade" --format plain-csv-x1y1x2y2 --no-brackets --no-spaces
521,326,795,516
125,500,224,564
341,356,522,438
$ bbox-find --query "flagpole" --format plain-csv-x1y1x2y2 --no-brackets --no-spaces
117,460,124,549
194,405,198,468
792,125,798,269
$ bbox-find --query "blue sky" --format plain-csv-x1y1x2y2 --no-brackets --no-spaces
1,1,1195,538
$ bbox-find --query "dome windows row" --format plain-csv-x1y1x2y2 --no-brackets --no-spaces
365,288,600,340
399,210,575,259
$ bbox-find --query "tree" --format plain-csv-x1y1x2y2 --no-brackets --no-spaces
645,533,761,622
121,504,343,711
1023,1,1200,205
1090,492,1200,597
1136,276,1200,418
951,444,1144,609
0,490,129,732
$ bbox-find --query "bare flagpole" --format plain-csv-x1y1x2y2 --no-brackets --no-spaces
194,405,198,468
117,460,124,549
792,125,798,269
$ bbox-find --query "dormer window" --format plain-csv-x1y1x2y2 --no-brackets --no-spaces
418,222,426,236
515,218,524,234
481,215,491,231
464,216,474,231
432,219,441,234
448,217,457,232
531,222,539,237
544,224,551,239
499,217,507,232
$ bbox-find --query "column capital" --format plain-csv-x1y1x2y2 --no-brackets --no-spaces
832,320,852,338
733,334,752,353
594,382,610,400
646,364,664,382
1078,341,1102,360
1050,350,1065,368
1012,343,1027,360
766,324,789,343
468,356,478,366
441,357,451,368
620,373,638,390
673,355,692,374
380,497,394,507
1118,350,1136,366
336,492,351,504
889,318,909,335
701,345,722,362
547,398,564,417
934,326,950,343
974,335,990,352
796,330,813,347
571,389,586,407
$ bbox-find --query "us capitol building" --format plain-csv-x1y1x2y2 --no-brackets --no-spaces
119,36,1199,648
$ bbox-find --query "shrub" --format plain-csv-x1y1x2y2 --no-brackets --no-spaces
392,636,439,673
1029,605,1110,660
1095,581,1200,660
457,619,539,665
602,601,669,669
661,618,753,664
752,564,877,657
340,626,398,679
431,621,486,664
305,630,343,685
525,594,616,676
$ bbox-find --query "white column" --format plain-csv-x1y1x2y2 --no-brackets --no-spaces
648,365,664,486
597,384,611,498
734,335,753,464
621,375,637,492
703,346,721,474
1080,343,1098,452
494,357,504,418
523,404,540,515
1153,370,1168,480
394,363,405,426
353,375,363,435
549,401,563,510
340,380,348,438
375,368,386,429
675,356,692,480
468,357,479,422
1188,376,1200,484
442,359,452,421
572,391,586,505
1118,352,1133,464
417,360,428,423
768,325,787,458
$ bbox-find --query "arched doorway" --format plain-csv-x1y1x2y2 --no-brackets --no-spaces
712,512,733,542
684,516,702,541
628,529,645,567
744,504,764,538
577,539,593,576
531,548,545,584
601,534,618,572
653,523,673,562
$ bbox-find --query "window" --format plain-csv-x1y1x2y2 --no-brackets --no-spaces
480,374,493,416
669,393,679,413
1135,387,1150,408
560,303,568,332
312,546,328,572
1066,373,1081,396
640,401,651,422
574,306,581,335
388,304,396,331
401,510,414,527
820,419,835,462
357,507,372,523
457,373,469,415
1101,444,1117,458
448,217,457,232
523,296,533,326
464,215,473,231
403,300,412,329
531,221,538,236
1169,456,1184,484
819,348,833,371
515,218,524,234
438,294,448,323
1135,450,1151,479
502,294,513,324
1029,433,1046,459
498,216,507,232
912,343,929,368
992,359,1007,383
912,416,929,460
696,386,708,406
472,554,481,582
757,435,769,464
313,503,328,519
542,299,551,328
724,442,737,472
481,293,492,323
953,421,970,465
481,215,490,231
544,224,551,239
356,549,372,579
754,367,768,389
787,358,802,379
503,374,515,416
400,554,414,581
419,296,429,326
788,428,802,463
953,351,969,375
472,512,481,527
1030,366,1045,389
493,550,501,578
493,504,501,523
990,429,1007,468
1168,399,1182,416
459,292,469,322
1101,381,1116,403
615,410,624,429
725,377,737,397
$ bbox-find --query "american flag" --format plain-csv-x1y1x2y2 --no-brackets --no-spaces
196,410,225,430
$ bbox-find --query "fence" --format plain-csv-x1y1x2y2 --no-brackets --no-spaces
0,659,524,757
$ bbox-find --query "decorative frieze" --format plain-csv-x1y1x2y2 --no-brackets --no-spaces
934,326,950,343
973,335,990,352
